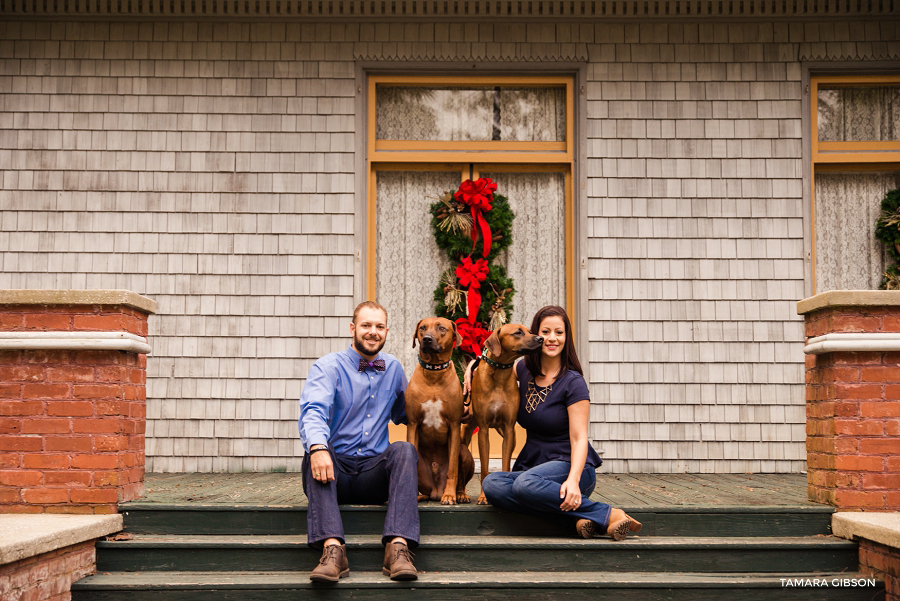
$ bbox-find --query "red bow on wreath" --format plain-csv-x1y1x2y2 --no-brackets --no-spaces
456,257,489,325
455,177,497,257
456,319,491,356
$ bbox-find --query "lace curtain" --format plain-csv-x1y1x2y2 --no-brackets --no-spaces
818,86,900,141
376,170,567,373
375,87,565,142
483,171,567,326
376,171,458,372
815,172,900,291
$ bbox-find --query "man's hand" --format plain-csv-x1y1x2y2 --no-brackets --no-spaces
310,447,335,483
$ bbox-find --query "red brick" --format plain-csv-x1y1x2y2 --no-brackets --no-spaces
835,455,884,471
72,418,122,434
1,505,43,513
832,353,882,365
70,455,119,470
834,489,886,508
45,471,92,486
22,384,69,399
70,488,118,504
95,366,128,382
835,383,883,400
45,436,92,452
0,401,42,416
860,438,900,455
0,418,21,434
0,366,46,382
829,366,861,381
44,366,96,382
887,420,900,436
72,315,125,331
887,491,900,507
0,436,42,451
95,401,127,416
888,456,900,472
0,314,24,329
861,366,900,382
23,314,72,330
0,470,43,486
93,471,119,486
22,488,69,504
835,401,861,417
21,419,70,434
862,474,900,489
0,488,20,502
93,436,127,452
22,454,69,469
830,316,882,332
861,401,900,418
0,453,20,468
0,384,22,398
46,402,93,417
73,384,121,400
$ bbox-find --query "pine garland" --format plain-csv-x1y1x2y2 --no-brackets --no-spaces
430,184,516,376
875,188,900,289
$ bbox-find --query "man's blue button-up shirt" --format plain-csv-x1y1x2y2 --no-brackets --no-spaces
298,345,407,457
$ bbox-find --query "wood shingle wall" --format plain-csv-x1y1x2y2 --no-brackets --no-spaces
0,17,897,472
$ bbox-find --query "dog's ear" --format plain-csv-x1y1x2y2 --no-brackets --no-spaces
484,329,502,356
412,319,424,348
452,321,463,348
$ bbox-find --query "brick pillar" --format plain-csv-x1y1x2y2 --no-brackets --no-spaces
799,291,900,511
0,290,156,514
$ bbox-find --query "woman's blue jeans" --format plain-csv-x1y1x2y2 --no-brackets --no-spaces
482,461,612,531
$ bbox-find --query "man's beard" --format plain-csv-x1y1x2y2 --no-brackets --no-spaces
354,331,386,357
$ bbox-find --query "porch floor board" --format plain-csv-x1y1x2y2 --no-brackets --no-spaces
137,473,817,508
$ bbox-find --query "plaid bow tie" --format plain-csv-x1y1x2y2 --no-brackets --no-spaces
358,358,386,372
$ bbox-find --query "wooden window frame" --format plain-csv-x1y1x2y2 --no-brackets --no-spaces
810,74,900,293
366,75,576,314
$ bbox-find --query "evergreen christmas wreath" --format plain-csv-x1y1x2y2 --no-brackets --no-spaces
875,188,900,290
430,177,516,375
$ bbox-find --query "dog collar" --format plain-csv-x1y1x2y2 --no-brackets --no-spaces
418,358,453,371
481,352,515,370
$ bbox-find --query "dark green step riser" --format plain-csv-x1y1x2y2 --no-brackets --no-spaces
120,509,832,537
96,546,858,574
71,585,886,601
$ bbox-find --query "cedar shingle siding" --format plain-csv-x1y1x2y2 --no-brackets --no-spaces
1,17,898,472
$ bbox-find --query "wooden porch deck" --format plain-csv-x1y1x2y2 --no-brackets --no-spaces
139,472,818,507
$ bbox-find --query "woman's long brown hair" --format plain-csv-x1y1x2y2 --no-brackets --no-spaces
523,305,584,378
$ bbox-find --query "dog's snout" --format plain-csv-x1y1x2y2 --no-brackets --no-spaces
422,335,434,344
534,336,544,344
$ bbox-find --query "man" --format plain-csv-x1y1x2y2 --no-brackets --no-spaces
298,301,419,583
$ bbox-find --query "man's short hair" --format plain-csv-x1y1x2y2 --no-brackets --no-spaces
352,301,388,324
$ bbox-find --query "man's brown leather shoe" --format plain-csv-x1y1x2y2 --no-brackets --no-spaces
310,543,349,582
382,540,418,580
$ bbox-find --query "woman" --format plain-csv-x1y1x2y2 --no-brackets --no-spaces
465,305,641,540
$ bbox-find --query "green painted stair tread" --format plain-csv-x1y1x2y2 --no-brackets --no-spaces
118,505,834,537
120,502,834,512
72,570,884,601
97,534,856,549
94,534,859,574
73,570,884,589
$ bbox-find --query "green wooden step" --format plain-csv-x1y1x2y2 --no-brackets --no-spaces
72,570,885,601
119,503,833,537
96,534,858,574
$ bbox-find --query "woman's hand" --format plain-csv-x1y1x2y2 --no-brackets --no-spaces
559,477,582,511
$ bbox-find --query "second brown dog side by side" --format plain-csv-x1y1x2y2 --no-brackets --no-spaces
464,323,544,505
406,317,475,504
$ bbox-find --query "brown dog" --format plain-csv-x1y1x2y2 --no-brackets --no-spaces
406,317,475,505
464,323,544,504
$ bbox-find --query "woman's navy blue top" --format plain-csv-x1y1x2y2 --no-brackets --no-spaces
512,361,603,471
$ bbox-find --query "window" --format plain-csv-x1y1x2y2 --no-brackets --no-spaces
810,76,900,292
